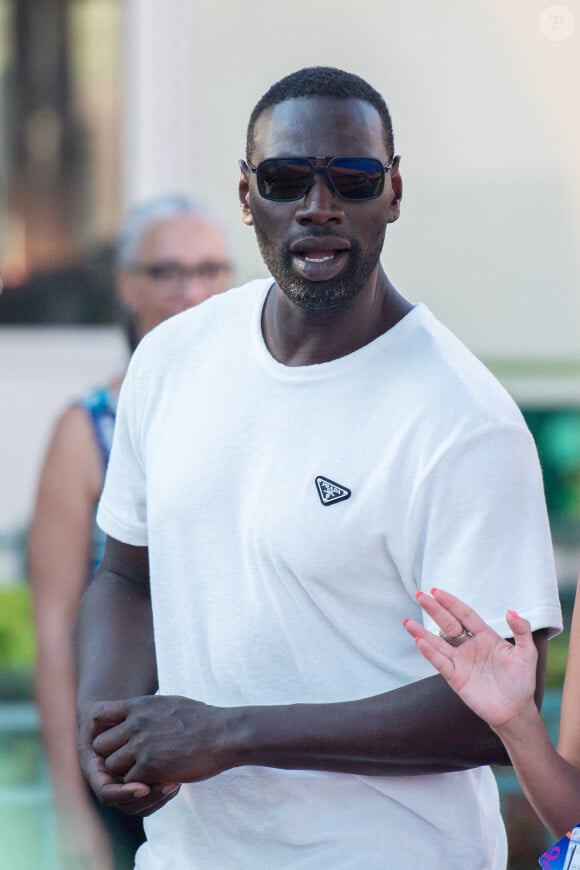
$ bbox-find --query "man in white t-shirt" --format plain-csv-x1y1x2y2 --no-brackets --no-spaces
76,67,562,869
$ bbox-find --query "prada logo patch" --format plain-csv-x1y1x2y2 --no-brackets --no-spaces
315,476,351,506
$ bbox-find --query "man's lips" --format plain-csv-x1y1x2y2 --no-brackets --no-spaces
289,236,350,256
288,237,350,281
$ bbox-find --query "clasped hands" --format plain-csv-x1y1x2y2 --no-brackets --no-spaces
78,695,235,816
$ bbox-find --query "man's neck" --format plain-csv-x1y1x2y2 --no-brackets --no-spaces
261,271,412,367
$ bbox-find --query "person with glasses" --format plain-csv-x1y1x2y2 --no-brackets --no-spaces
29,194,231,870
75,67,561,869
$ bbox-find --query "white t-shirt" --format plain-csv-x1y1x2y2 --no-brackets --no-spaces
98,278,562,870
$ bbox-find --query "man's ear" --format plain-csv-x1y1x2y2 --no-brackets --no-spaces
387,155,402,224
238,166,253,227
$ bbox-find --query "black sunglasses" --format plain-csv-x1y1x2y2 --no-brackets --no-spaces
241,156,393,202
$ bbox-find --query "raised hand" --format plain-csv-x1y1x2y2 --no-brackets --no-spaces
403,588,538,731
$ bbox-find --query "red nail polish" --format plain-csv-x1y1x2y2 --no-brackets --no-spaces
507,609,520,619
430,587,438,595
402,618,409,626
415,591,423,600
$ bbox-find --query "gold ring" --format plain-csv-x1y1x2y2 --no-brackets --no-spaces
438,626,473,647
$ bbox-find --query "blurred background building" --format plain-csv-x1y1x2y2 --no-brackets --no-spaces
0,3,578,864
0,0,120,309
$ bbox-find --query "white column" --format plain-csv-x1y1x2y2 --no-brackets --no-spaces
121,0,202,208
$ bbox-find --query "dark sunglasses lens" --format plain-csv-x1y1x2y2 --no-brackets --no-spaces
330,158,385,200
257,159,313,201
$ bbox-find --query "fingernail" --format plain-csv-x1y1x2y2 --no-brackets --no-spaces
402,618,409,626
162,784,180,795
132,786,149,798
507,609,520,619
430,587,438,595
415,591,423,600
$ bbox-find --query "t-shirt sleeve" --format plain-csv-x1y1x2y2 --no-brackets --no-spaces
96,357,148,547
408,421,562,639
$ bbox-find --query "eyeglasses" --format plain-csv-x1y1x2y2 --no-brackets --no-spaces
241,156,393,202
132,261,231,286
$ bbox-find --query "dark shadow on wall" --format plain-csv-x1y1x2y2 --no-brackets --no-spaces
0,243,116,326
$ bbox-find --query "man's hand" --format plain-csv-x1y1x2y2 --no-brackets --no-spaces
78,701,181,817
403,588,538,732
91,695,236,786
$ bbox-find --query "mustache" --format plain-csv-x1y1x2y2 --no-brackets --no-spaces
289,229,348,243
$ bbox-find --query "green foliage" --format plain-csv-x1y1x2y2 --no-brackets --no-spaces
0,584,35,669
546,628,569,688
523,408,580,536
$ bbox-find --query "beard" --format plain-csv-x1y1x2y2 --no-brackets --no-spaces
251,215,386,313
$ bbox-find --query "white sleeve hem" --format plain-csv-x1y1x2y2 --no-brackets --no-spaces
96,502,148,548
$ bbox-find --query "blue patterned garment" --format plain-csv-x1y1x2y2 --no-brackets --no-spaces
77,386,117,580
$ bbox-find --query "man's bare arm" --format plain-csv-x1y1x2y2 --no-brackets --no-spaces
92,630,548,790
76,536,179,815
76,536,157,708
233,629,546,776
84,542,548,793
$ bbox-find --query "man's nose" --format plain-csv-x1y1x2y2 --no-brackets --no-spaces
294,175,345,224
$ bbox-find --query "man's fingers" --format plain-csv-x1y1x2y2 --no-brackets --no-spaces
104,745,136,778
99,784,181,817
90,700,130,735
84,750,122,789
85,759,150,801
99,781,151,803
93,724,128,757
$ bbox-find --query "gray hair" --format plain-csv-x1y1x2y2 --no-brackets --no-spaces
115,194,219,269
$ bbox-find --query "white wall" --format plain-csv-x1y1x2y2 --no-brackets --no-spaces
0,328,127,542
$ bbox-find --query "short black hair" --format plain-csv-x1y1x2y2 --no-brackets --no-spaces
246,66,394,161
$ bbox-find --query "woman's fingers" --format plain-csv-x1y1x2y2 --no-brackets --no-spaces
413,635,458,682
416,588,490,639
402,618,456,677
505,609,535,651
404,591,541,731
415,589,464,639
402,616,450,653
